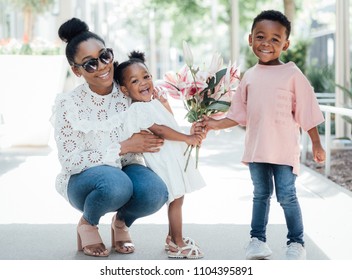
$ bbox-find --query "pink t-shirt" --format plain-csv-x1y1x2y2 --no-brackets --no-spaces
227,62,324,174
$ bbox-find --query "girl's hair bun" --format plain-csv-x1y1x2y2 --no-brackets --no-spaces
128,50,146,63
58,17,89,43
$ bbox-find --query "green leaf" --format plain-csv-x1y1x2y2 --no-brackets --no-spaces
207,76,216,89
214,68,227,86
206,101,230,112
186,110,199,122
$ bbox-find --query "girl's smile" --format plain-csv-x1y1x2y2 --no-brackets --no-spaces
120,63,154,102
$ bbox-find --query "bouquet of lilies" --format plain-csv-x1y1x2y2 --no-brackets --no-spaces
157,41,240,171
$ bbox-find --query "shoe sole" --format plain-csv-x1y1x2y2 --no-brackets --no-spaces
246,253,272,260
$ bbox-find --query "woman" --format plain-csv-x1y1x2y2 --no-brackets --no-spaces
52,17,168,257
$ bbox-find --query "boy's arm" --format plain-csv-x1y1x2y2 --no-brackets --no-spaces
148,124,201,146
307,126,326,163
203,116,239,131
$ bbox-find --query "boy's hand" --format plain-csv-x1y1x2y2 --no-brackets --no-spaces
201,115,217,131
191,121,207,139
312,143,326,163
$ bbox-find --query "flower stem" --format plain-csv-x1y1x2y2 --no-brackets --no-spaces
184,145,193,172
184,144,191,156
195,145,200,168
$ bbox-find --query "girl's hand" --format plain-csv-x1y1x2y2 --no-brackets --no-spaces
121,130,164,154
153,86,173,114
185,134,203,146
153,86,168,102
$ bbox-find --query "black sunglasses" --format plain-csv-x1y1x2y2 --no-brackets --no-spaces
74,48,114,73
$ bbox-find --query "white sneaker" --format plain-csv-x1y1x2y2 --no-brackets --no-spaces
286,242,306,260
245,238,272,260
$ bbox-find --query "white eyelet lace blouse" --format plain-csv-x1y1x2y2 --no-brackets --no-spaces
51,82,145,201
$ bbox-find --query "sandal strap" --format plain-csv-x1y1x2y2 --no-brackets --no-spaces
77,224,103,248
168,242,203,259
165,236,196,250
183,237,196,246
112,215,132,242
179,244,202,258
120,242,134,247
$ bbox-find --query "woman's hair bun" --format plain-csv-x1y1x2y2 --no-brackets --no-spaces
128,50,146,63
58,17,89,43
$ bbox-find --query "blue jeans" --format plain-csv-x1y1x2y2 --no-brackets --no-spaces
67,164,168,226
248,163,304,245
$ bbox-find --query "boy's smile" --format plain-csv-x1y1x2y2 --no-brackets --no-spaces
249,19,290,65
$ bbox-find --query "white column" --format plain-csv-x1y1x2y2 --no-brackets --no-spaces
335,0,351,139
160,21,171,78
230,0,240,64
149,9,157,79
211,0,218,52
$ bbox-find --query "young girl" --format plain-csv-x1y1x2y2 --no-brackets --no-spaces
202,10,326,260
114,51,205,259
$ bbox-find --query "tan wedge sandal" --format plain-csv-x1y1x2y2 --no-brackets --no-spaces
111,214,135,254
77,217,109,257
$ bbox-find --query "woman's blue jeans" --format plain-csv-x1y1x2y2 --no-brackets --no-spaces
248,163,304,245
67,164,168,226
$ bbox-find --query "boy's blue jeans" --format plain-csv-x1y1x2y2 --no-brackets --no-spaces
67,164,168,226
248,163,304,245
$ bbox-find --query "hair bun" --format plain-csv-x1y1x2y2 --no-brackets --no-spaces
128,50,146,62
58,17,89,43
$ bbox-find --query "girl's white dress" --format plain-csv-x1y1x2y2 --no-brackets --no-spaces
121,99,206,203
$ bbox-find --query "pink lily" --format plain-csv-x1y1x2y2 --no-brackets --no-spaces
154,79,181,99
229,63,241,88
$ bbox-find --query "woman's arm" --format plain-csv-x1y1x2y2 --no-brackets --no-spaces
119,130,165,154
53,99,121,174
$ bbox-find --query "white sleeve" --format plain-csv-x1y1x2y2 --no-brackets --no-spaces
52,97,122,175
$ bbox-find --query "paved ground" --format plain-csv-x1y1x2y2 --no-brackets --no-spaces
0,99,351,277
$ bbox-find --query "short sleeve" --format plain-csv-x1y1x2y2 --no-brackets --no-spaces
292,71,325,131
226,76,247,126
121,102,156,138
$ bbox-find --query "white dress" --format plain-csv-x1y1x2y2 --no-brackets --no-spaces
121,99,206,204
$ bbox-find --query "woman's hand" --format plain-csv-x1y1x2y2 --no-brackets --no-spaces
120,130,164,154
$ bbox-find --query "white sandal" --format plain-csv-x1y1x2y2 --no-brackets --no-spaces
167,240,204,259
164,236,196,251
